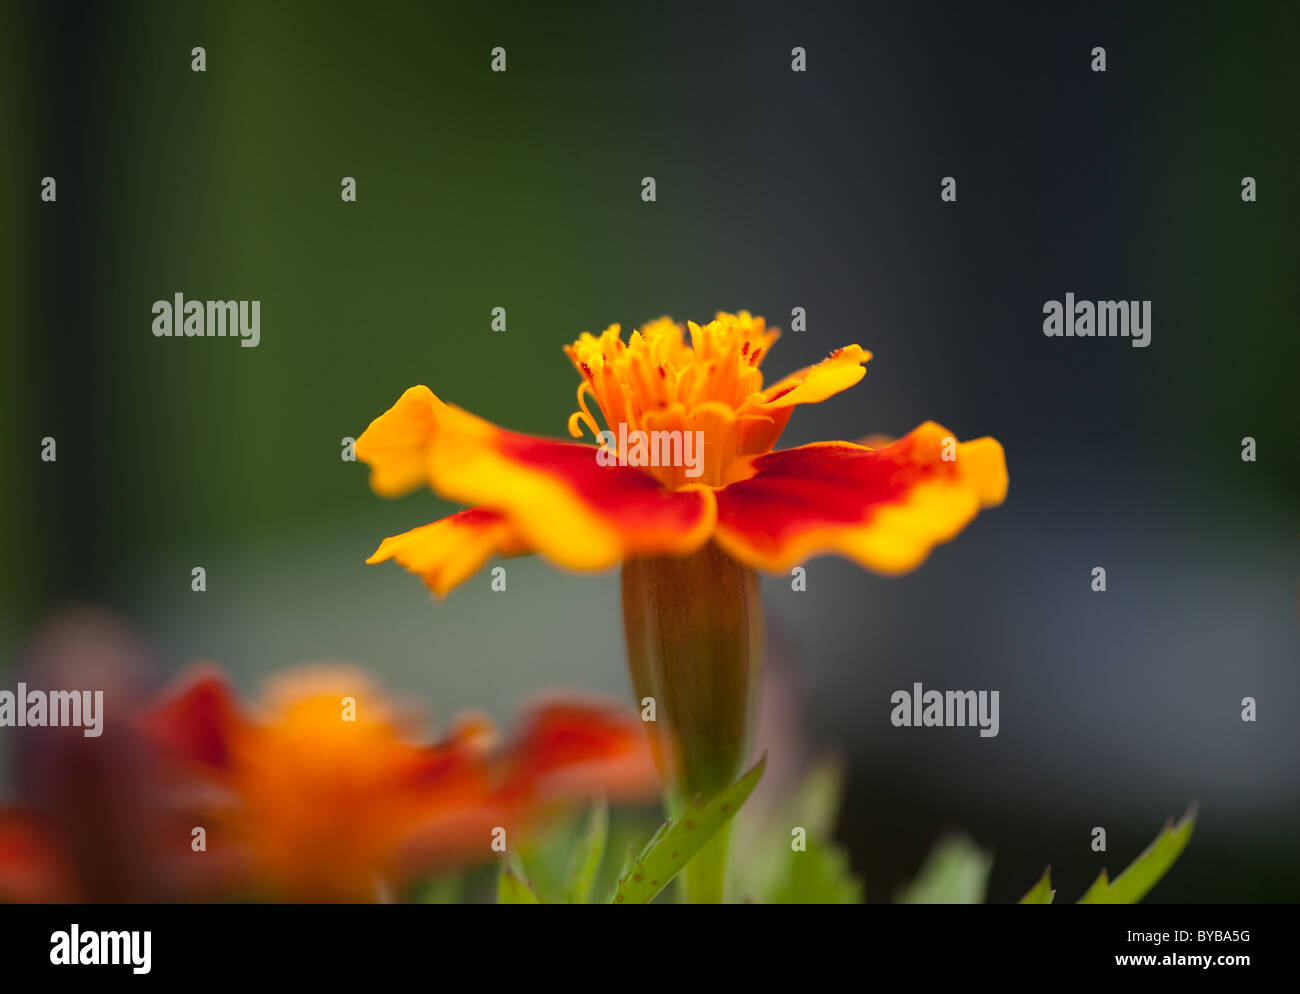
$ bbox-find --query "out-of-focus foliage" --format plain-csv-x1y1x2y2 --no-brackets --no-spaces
766,840,863,905
1076,806,1197,905
732,758,863,904
904,806,1197,905
896,835,994,905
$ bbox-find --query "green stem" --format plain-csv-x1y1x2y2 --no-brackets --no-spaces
682,817,733,905
622,542,763,904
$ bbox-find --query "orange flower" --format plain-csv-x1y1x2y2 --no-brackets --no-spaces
355,311,1007,902
136,665,657,902
1,663,656,904
357,312,1006,594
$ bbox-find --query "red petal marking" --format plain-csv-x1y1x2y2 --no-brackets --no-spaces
714,424,1006,572
490,431,715,553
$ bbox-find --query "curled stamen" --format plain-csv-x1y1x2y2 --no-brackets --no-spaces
567,380,604,441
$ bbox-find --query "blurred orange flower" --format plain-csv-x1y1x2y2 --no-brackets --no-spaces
139,665,657,902
1,661,657,903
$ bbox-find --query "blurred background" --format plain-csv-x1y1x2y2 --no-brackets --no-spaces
2,0,1296,902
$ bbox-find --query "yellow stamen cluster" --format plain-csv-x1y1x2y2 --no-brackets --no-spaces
564,313,787,488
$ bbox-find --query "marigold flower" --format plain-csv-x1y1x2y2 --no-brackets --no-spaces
355,311,1007,903
136,665,658,902
357,312,1006,593
1,660,657,904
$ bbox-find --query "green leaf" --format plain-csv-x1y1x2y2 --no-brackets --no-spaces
563,800,609,904
610,756,766,905
768,839,864,904
1078,804,1196,904
513,824,569,904
594,814,661,902
497,861,542,904
604,816,670,904
896,834,993,904
609,845,641,902
1018,868,1055,904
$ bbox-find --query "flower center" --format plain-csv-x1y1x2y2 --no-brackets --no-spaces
565,313,789,488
